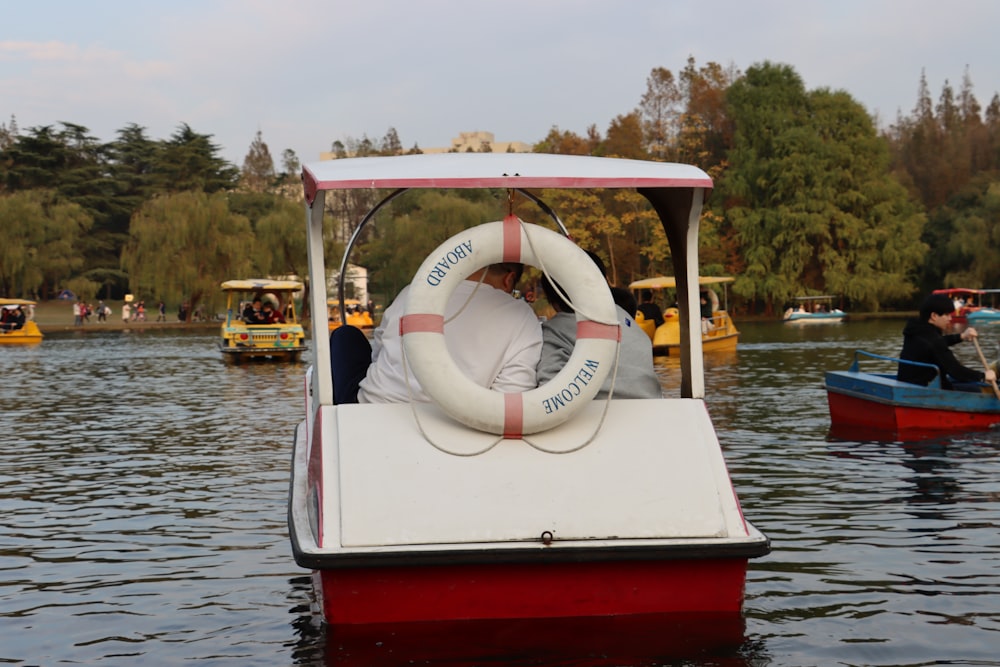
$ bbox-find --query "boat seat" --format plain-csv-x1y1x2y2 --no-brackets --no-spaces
330,325,371,404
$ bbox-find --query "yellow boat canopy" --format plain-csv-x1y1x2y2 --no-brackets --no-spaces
327,298,363,306
629,276,734,290
0,298,38,306
220,279,303,292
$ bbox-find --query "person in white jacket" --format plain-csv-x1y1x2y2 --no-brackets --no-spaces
358,263,542,404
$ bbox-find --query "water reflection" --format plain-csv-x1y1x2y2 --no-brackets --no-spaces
3,324,1000,666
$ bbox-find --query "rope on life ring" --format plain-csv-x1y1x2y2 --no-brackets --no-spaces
401,216,620,438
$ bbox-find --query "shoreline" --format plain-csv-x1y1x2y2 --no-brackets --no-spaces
37,320,222,334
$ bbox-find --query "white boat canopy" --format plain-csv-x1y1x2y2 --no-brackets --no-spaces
303,152,714,402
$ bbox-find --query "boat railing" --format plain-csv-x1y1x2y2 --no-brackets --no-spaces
703,312,732,336
849,350,943,388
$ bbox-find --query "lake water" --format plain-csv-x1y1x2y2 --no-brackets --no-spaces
2,321,1000,666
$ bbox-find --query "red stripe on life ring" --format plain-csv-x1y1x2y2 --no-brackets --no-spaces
400,313,445,335
502,215,521,263
503,392,523,439
577,320,621,342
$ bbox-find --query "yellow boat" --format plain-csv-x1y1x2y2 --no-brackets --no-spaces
327,298,373,332
0,298,43,345
628,276,739,356
220,279,308,362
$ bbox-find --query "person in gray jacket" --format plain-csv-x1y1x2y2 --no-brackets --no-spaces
536,251,662,400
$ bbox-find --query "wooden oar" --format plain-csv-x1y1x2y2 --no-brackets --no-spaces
971,336,1000,400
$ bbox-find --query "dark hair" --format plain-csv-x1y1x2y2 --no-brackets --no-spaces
920,293,955,320
488,262,524,285
611,286,637,316
540,250,609,314
641,289,653,302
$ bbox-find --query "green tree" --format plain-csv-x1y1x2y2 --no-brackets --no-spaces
0,189,92,297
155,123,240,193
720,62,926,312
358,191,504,301
252,197,308,278
938,177,1000,288
122,191,253,319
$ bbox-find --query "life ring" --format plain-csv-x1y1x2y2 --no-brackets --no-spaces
401,216,620,437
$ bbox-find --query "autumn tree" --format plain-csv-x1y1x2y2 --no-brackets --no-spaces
241,130,276,192
0,114,17,153
639,67,682,160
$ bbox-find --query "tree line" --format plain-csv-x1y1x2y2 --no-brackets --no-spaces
2,58,999,318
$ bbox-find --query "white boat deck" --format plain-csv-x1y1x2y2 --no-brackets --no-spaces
308,398,752,552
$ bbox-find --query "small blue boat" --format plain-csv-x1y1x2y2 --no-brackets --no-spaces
964,290,1000,324
825,350,1000,439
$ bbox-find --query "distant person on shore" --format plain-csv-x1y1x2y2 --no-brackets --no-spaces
73,301,83,326
122,302,131,323
897,293,996,390
156,301,166,322
97,300,107,322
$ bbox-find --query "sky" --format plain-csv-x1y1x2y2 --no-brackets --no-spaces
3,0,1000,168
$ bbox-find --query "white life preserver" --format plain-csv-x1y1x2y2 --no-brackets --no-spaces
401,215,620,437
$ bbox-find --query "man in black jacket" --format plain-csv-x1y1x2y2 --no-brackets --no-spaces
897,293,996,389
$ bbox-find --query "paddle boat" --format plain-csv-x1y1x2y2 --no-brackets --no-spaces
327,298,373,332
825,349,1000,438
288,152,769,630
628,276,739,355
783,295,846,323
931,287,985,325
219,279,307,363
0,298,42,345
964,289,1000,325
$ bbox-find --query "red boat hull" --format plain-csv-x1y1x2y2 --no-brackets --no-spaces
322,612,747,666
314,557,749,625
828,390,1000,432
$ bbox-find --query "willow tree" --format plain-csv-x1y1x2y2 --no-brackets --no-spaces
939,177,1000,288
720,62,926,312
0,189,92,298
122,191,253,319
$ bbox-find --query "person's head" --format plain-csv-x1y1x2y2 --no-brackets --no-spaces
920,293,956,332
641,289,653,303
252,298,262,308
262,302,274,312
473,262,524,294
611,286,637,317
541,250,608,314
